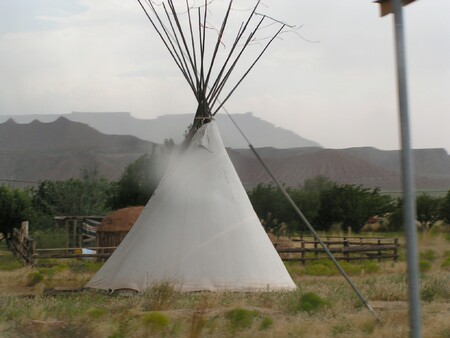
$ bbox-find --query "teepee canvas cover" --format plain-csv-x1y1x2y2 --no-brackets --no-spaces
87,121,295,291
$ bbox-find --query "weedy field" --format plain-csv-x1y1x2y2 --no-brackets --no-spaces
1,232,450,338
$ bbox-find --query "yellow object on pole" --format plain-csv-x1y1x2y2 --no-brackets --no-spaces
374,0,416,17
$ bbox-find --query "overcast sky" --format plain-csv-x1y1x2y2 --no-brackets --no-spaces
1,0,449,151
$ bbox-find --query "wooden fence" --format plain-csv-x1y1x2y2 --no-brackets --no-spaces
274,235,399,264
9,229,399,266
9,226,35,265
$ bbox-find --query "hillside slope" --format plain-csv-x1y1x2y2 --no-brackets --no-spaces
0,118,155,185
1,118,450,193
230,147,450,191
0,112,321,149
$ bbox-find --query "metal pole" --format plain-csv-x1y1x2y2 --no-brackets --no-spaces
391,0,422,337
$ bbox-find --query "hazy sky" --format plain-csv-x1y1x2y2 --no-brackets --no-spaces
1,0,449,151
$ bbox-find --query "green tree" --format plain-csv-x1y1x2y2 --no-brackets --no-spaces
416,193,442,231
297,176,334,228
110,142,173,209
0,186,34,241
248,177,334,233
317,184,394,232
387,198,404,231
440,190,450,225
32,170,113,221
248,183,286,232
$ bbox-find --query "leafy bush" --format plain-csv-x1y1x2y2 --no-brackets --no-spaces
419,260,432,273
226,308,259,330
142,311,170,330
284,290,327,315
299,292,327,314
27,271,44,286
259,316,273,330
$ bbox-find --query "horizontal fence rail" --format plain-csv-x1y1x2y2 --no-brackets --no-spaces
274,236,399,264
8,227,399,266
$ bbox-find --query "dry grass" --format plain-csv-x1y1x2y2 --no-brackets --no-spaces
1,233,450,337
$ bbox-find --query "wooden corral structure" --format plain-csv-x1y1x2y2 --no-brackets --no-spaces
96,206,144,253
54,215,104,248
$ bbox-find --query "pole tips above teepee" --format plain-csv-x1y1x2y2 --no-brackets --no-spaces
136,0,291,138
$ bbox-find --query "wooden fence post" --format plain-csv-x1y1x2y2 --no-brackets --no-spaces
343,237,349,262
394,237,399,261
64,219,70,252
301,239,305,265
314,240,318,260
377,239,382,262
73,219,77,248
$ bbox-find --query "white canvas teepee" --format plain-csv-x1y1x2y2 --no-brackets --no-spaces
87,0,296,292
87,121,295,292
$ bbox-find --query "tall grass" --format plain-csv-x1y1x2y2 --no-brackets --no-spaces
1,232,450,337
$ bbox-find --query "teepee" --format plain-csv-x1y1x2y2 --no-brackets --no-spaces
86,0,296,292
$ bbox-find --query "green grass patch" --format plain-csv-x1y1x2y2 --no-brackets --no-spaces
299,292,327,314
259,316,273,330
284,261,302,276
420,249,437,262
284,290,328,315
444,250,450,258
332,322,351,336
0,253,22,271
38,263,68,278
361,260,381,274
340,261,363,275
87,307,108,319
68,261,103,273
439,327,450,338
445,233,450,243
226,308,259,331
142,311,170,330
302,260,380,276
419,260,432,273
421,276,450,302
303,260,338,276
142,283,177,311
360,319,376,335
27,271,44,286
441,258,450,271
